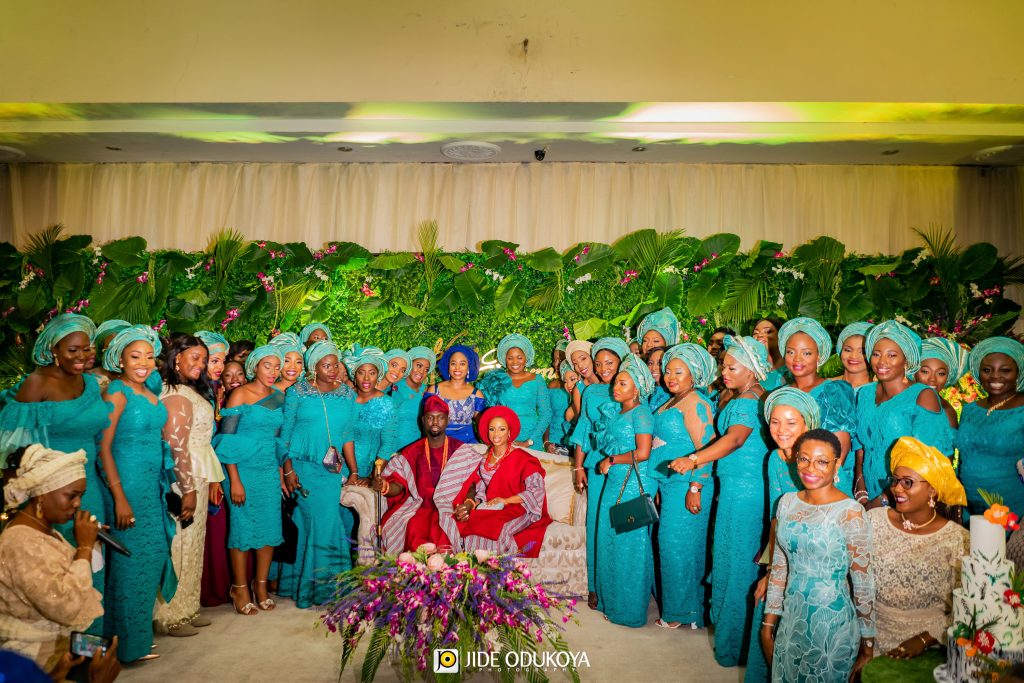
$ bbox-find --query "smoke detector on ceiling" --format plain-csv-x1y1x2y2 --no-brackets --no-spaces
441,141,501,161
972,144,1024,165
0,146,25,162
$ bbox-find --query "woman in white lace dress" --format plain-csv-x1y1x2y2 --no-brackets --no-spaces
153,336,224,636
866,436,968,659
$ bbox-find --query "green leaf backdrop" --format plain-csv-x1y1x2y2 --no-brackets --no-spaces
0,222,1020,386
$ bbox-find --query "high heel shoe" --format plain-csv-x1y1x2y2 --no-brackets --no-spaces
251,579,276,611
229,584,258,616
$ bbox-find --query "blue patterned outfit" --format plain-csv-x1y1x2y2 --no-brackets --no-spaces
854,383,954,500
424,392,486,444
651,395,716,625
766,494,876,682
478,371,551,446
100,381,174,662
390,379,427,451
275,379,356,607
215,391,286,550
352,395,399,477
593,403,656,626
957,403,1024,516
710,395,769,666
567,381,615,594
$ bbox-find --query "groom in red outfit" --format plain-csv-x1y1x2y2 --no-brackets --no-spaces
373,395,481,553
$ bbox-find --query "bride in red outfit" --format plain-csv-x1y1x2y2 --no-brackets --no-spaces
451,406,551,557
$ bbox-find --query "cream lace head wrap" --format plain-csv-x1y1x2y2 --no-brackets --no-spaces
4,445,87,510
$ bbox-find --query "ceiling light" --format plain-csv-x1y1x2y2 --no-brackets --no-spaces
441,141,501,161
337,146,353,152
0,146,25,161
105,145,122,151
881,149,899,156
973,144,1024,165
632,145,647,152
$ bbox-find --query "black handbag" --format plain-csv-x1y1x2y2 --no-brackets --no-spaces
608,451,659,534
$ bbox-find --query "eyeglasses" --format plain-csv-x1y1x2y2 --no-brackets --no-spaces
887,475,923,491
795,456,837,472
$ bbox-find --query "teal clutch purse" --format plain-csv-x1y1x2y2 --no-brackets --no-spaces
608,451,659,534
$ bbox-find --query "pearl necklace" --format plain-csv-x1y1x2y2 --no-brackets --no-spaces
901,510,937,531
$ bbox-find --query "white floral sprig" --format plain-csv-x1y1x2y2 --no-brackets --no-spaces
894,314,917,329
771,266,805,280
776,291,786,307
483,268,504,283
574,273,592,285
912,249,929,267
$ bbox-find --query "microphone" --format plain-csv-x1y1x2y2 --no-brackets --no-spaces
97,528,131,557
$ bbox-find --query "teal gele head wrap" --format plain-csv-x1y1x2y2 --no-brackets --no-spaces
619,353,656,399
244,344,284,380
866,320,923,377
559,359,575,379
95,319,131,347
304,340,340,373
102,325,162,373
555,339,569,354
662,343,717,389
195,330,229,356
345,345,388,380
837,322,873,351
497,333,536,369
407,346,436,376
299,322,332,346
269,332,303,357
722,335,772,381
638,307,680,346
32,314,97,366
384,349,412,379
778,317,833,367
763,387,822,430
969,336,1024,392
921,337,969,388
592,337,631,361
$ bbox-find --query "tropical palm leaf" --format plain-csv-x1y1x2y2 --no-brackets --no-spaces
612,228,694,291
207,228,252,294
720,276,768,325
359,627,389,683
912,224,959,264
417,219,442,304
24,223,65,273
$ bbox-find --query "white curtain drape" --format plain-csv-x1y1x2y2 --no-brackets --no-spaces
3,162,1022,257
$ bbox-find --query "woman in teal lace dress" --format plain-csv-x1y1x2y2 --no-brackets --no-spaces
835,322,874,392
216,345,292,616
854,321,952,507
753,317,790,391
544,360,576,453
762,429,876,682
96,327,175,662
275,341,359,608
0,314,110,635
650,344,717,629
568,337,630,609
778,318,858,494
390,347,434,451
637,307,680,354
957,337,1024,515
670,335,770,667
478,334,551,449
377,348,410,393
915,336,969,427
347,348,399,477
744,387,821,683
593,354,657,627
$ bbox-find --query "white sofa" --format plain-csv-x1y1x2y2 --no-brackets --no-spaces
341,447,587,596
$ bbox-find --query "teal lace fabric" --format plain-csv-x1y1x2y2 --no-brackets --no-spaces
766,494,876,682
956,402,1024,515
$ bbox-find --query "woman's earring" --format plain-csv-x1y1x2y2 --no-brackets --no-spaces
834,473,840,484
35,499,44,519
928,496,936,509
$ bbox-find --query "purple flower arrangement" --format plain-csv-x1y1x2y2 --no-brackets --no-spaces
322,544,579,682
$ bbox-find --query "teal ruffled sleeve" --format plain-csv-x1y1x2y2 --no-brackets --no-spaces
720,395,762,431
213,405,253,465
631,404,655,436
0,399,53,462
812,380,856,435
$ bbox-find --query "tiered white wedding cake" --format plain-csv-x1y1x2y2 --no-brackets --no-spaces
936,514,1024,682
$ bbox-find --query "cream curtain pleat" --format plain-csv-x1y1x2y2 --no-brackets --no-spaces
3,162,1022,258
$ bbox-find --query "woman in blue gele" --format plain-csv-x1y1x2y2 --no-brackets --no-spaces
425,344,486,444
